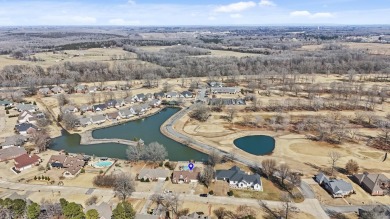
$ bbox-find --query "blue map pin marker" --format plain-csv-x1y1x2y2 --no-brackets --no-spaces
188,163,194,171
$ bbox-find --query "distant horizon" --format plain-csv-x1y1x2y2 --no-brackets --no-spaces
0,0,389,26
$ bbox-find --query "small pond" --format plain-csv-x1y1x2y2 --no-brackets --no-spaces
233,135,275,155
50,108,208,161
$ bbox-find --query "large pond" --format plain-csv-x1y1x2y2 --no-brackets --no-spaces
50,108,208,161
233,135,275,155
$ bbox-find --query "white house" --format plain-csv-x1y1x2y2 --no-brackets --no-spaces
166,92,179,98
119,109,135,118
216,166,263,191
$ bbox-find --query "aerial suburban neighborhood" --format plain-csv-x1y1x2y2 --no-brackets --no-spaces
0,1,390,218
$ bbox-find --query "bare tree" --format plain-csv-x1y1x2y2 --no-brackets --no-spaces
57,94,69,107
261,159,277,179
114,173,136,201
62,113,78,130
126,145,142,163
189,104,210,122
200,165,215,188
328,151,341,176
279,163,291,186
31,129,51,152
289,172,302,187
142,142,168,164
226,107,237,123
208,150,222,167
281,193,293,219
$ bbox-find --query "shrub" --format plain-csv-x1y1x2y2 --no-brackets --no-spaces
140,178,145,182
209,190,214,195
165,177,169,181
33,101,37,105
99,170,103,174
34,176,37,180
37,176,41,180
5,110,9,114
159,162,163,167
85,195,98,206
145,178,150,182
227,190,234,196
38,165,45,171
80,168,85,173
47,177,50,181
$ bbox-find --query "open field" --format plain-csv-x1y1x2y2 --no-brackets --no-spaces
0,47,137,69
298,42,390,55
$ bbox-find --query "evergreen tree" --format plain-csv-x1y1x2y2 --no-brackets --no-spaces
112,201,136,219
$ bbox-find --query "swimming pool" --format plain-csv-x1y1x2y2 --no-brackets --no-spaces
182,166,190,171
94,161,113,168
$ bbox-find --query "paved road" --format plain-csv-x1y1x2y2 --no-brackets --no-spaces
140,180,165,214
163,105,316,198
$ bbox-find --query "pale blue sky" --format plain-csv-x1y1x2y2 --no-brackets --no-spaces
0,0,388,26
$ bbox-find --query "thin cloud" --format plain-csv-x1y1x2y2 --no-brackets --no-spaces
109,18,140,25
259,0,276,7
290,10,333,18
127,0,136,6
230,14,243,18
214,1,257,13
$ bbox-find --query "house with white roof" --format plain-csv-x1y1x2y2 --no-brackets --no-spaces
216,166,263,191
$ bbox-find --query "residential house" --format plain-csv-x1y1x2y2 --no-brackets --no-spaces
132,105,145,115
91,115,106,124
80,105,91,112
124,96,134,104
179,212,211,219
138,168,170,181
154,92,165,99
145,93,154,100
0,100,13,106
166,92,179,98
13,154,41,171
208,81,223,87
75,85,87,93
149,99,161,108
135,93,146,102
38,87,52,95
172,167,200,184
18,111,37,124
85,202,113,219
92,104,107,112
104,85,117,91
118,109,135,119
107,112,121,121
106,100,117,108
0,135,27,149
180,91,193,98
315,172,354,198
115,99,126,108
209,98,246,106
15,104,38,112
211,87,240,94
15,123,38,135
352,173,390,196
88,86,99,93
0,146,27,162
61,105,78,114
79,117,92,127
216,166,263,191
49,154,85,178
51,86,64,94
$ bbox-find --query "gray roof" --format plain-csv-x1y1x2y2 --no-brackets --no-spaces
138,168,170,179
137,93,146,99
79,117,92,125
180,212,211,219
15,104,38,111
315,172,329,185
216,166,261,185
91,115,106,122
0,146,27,161
328,179,354,193
181,91,193,97
211,87,240,93
92,104,107,110
166,91,178,97
209,98,246,106
85,202,112,219
136,214,159,219
0,135,27,147
0,100,12,106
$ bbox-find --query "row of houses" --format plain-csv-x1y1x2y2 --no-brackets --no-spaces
137,165,263,192
38,86,64,95
315,172,390,198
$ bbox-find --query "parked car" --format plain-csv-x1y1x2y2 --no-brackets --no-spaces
199,194,208,197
